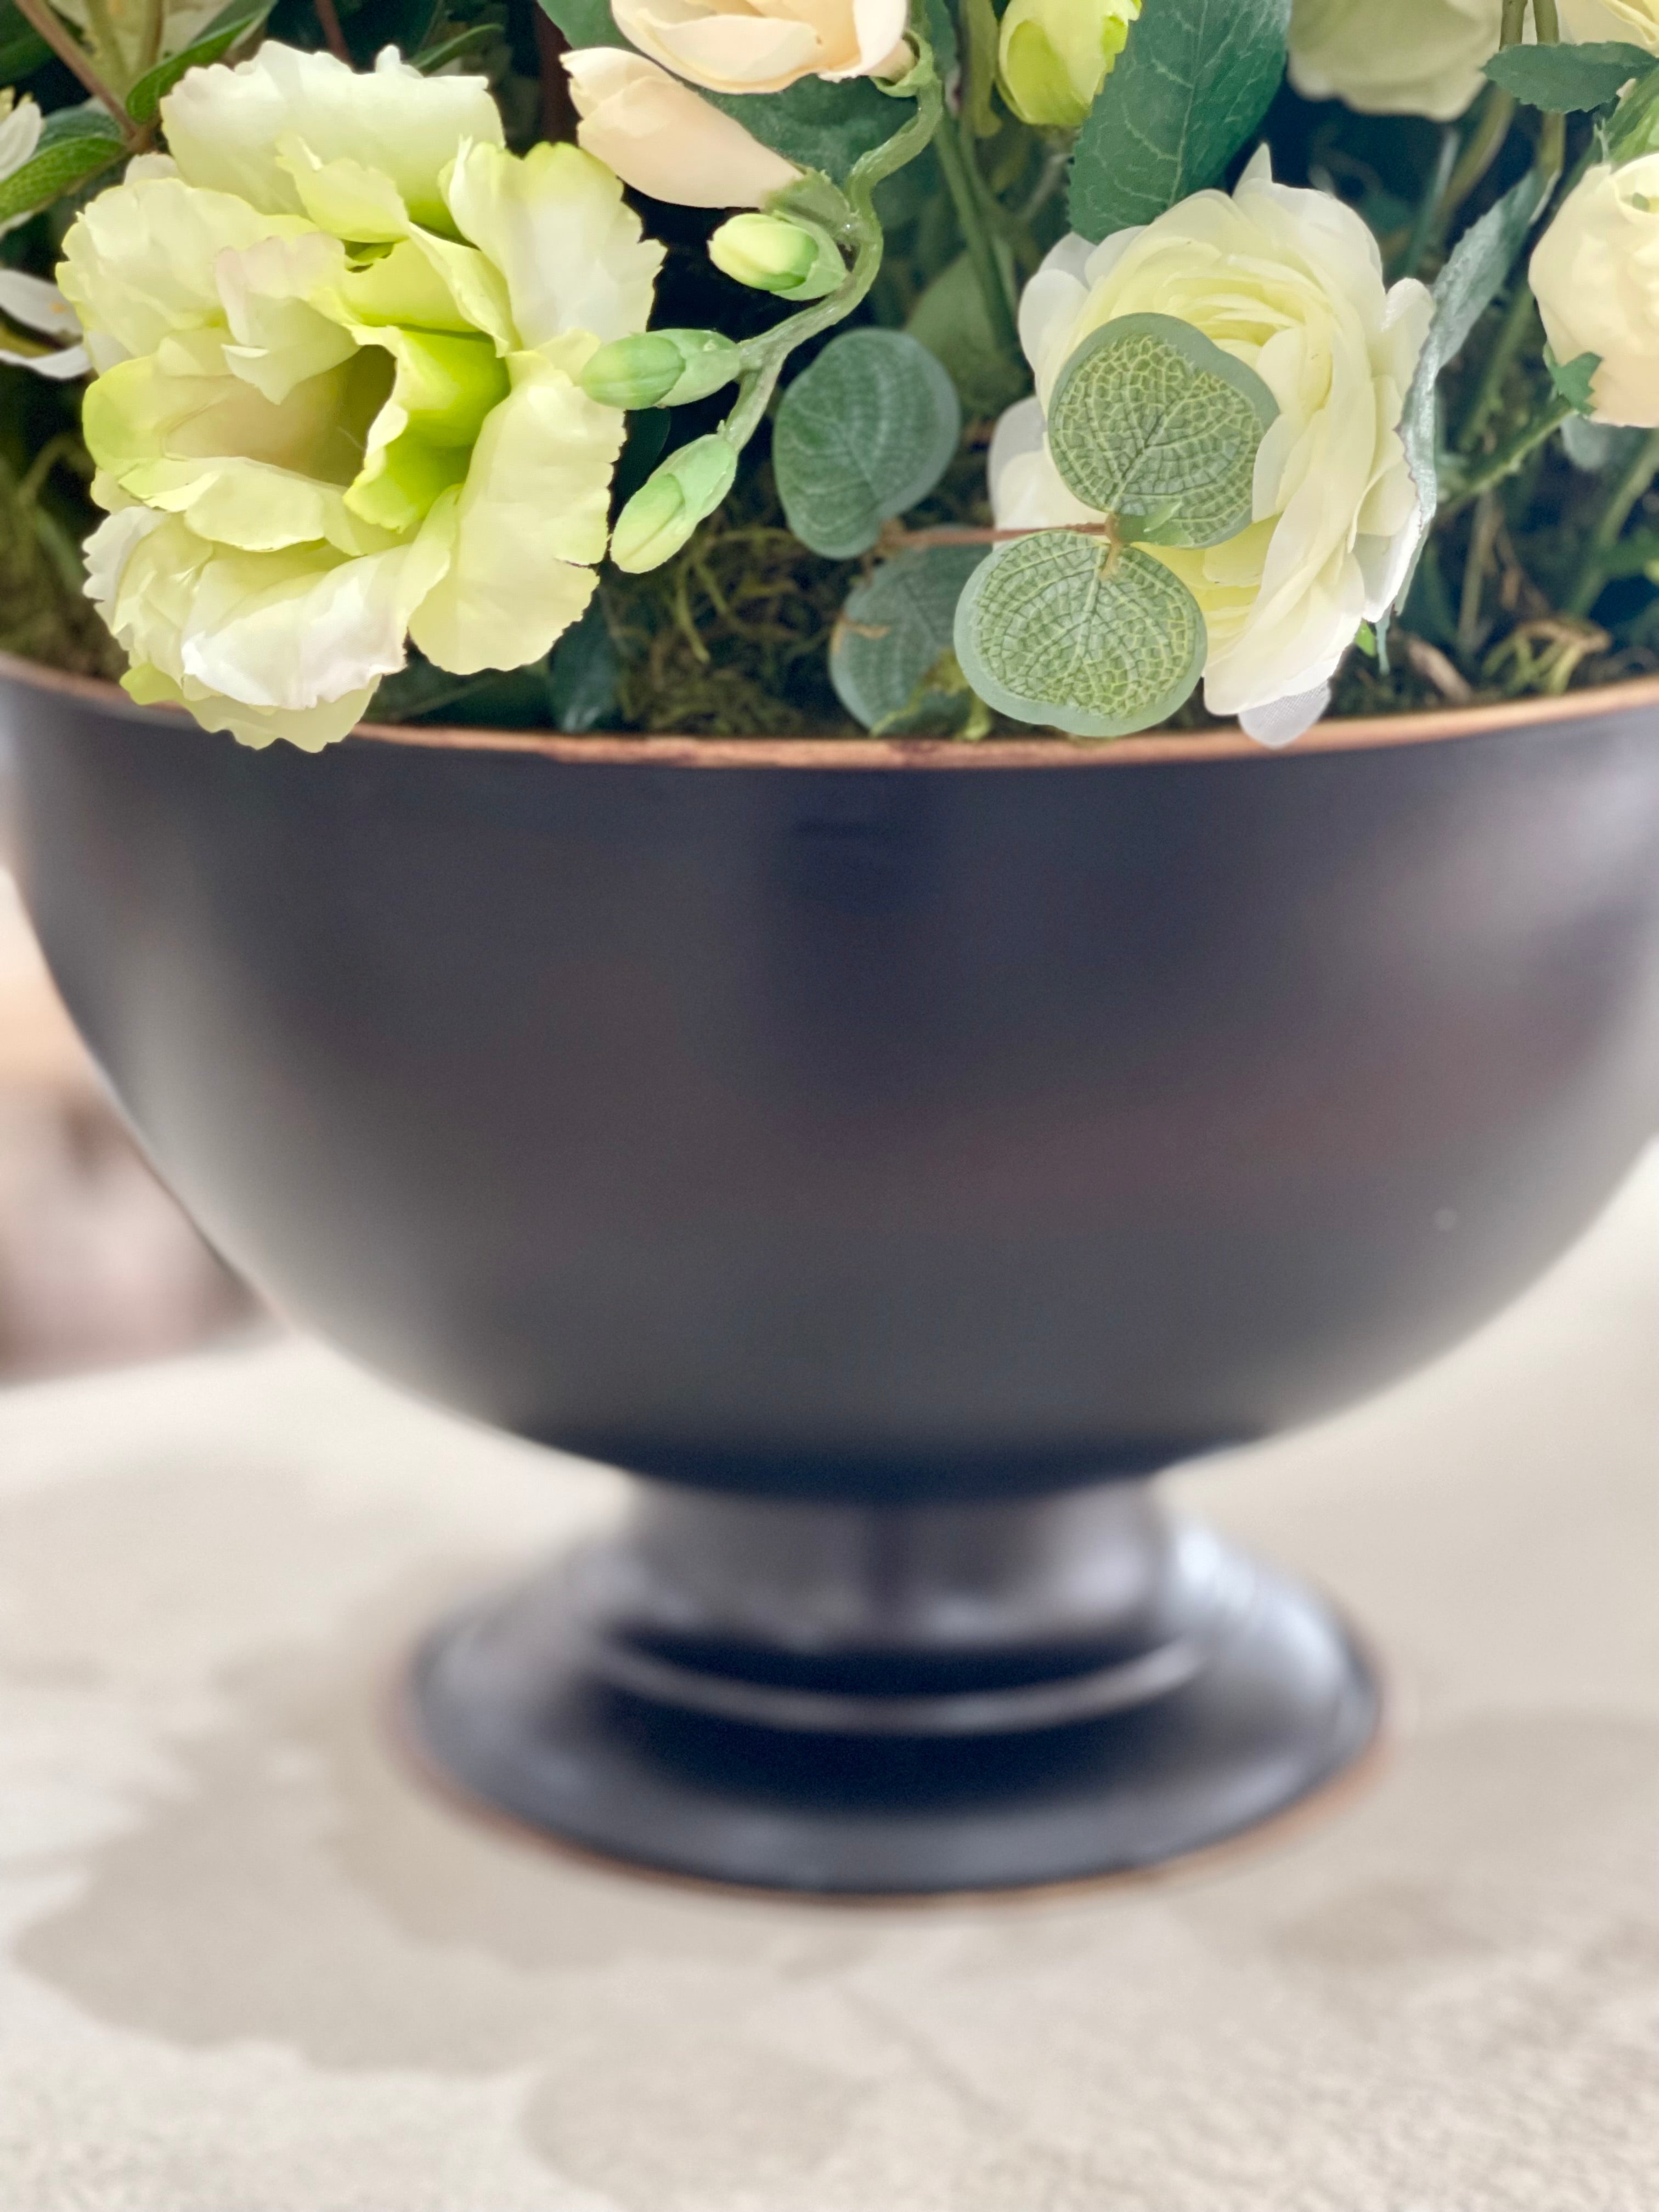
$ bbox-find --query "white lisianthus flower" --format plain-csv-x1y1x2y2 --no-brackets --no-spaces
1559,0,1659,45
992,151,1432,744
1531,156,1659,425
1289,0,1503,121
610,0,911,95
58,42,663,749
565,48,802,206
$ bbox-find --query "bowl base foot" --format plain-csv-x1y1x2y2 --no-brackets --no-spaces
403,1486,1380,1895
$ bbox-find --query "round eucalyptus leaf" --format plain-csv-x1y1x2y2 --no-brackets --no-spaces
954,533,1207,740
1047,313,1278,550
831,544,986,730
774,329,962,560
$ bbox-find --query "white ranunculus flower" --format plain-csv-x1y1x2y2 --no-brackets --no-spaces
565,48,802,206
58,41,663,749
992,151,1432,744
610,0,910,95
1289,0,1503,121
1530,156,1659,426
1559,0,1659,45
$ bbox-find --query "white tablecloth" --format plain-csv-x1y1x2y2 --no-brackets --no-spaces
2,1158,1656,2211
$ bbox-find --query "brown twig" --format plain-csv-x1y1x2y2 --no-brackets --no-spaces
7,0,132,128
312,0,352,64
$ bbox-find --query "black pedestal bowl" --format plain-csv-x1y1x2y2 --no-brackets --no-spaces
7,651,1659,1894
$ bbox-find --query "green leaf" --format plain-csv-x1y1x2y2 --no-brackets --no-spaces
1397,170,1548,556
905,250,1029,415
0,108,123,228
1482,41,1657,114
412,23,496,72
1046,312,1278,548
548,597,619,731
1546,346,1601,416
535,0,618,39
830,543,985,729
1069,0,1291,242
0,0,52,82
955,533,1207,739
535,0,896,176
126,1,274,122
774,328,962,559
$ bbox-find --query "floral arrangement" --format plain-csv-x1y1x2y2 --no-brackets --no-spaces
5,0,1659,748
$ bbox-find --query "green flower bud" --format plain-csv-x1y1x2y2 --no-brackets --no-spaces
580,328,744,411
708,212,845,301
610,435,740,573
997,0,1139,131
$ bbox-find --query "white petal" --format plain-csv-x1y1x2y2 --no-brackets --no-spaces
1237,684,1333,748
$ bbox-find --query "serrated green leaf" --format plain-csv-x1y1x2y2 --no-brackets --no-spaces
1069,0,1291,242
831,543,985,729
1483,40,1656,114
535,0,895,176
775,328,962,559
1047,313,1278,548
955,533,1207,739
1546,345,1601,416
1397,170,1548,558
0,109,123,228
126,1,273,122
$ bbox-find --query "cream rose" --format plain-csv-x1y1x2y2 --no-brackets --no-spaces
1531,156,1659,426
992,151,1432,743
1289,0,1502,121
565,48,802,206
610,0,910,95
1559,0,1659,44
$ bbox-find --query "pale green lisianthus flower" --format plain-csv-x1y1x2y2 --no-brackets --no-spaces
58,41,663,749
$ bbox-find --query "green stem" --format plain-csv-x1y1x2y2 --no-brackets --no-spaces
1442,393,1573,515
1435,86,1515,240
1457,283,1538,453
721,68,946,458
933,111,1021,360
1399,127,1458,280
1564,427,1659,615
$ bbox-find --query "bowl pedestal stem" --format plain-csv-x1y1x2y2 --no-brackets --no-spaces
406,1476,1379,1894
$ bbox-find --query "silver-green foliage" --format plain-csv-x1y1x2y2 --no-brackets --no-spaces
831,543,985,730
774,329,961,559
955,535,1207,741
1047,313,1278,548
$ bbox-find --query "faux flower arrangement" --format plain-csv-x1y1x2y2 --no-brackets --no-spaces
6,0,1659,747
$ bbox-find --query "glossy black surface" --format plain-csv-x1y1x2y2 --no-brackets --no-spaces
9,684,1659,1503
